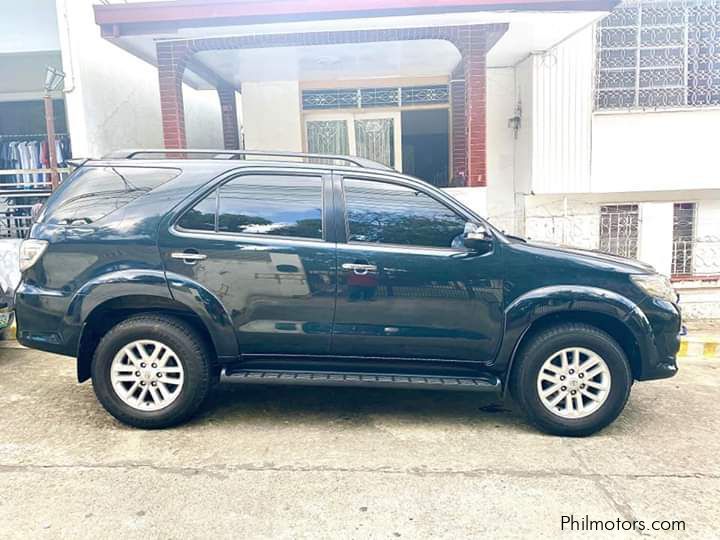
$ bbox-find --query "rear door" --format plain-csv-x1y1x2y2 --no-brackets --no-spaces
331,173,504,363
158,168,337,356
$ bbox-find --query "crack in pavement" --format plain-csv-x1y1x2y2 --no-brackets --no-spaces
0,462,717,482
571,446,649,537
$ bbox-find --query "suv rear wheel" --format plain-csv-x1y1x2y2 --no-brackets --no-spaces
511,323,632,437
91,314,212,429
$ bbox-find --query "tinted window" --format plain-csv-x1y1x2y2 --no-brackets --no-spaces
42,166,180,225
344,179,466,248
177,190,217,232
218,175,323,239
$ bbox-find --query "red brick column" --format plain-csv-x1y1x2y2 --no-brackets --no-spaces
217,85,241,150
463,40,487,188
449,66,467,186
157,41,191,149
449,24,507,187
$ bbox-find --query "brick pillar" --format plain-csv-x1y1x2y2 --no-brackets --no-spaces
157,41,190,149
450,24,507,187
463,30,488,188
217,85,240,150
449,66,467,186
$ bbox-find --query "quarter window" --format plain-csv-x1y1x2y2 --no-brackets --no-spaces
218,175,323,239
177,190,217,232
343,178,467,249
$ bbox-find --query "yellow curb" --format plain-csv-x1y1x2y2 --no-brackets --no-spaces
704,342,718,359
679,341,688,356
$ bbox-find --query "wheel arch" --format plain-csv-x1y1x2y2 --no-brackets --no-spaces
75,295,219,383
499,286,651,396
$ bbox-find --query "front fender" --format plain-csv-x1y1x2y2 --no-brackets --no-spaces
493,285,652,376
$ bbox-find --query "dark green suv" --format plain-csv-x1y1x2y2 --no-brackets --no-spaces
15,150,681,436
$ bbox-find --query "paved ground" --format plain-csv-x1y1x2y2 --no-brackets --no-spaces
0,347,718,539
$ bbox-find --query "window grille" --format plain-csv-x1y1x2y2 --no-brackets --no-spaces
595,0,720,110
599,204,640,258
671,202,696,276
302,85,449,110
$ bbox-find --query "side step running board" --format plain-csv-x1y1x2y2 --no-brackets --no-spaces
220,369,501,393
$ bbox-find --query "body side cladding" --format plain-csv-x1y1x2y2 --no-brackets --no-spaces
163,271,238,358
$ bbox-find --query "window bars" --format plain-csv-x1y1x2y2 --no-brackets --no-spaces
595,0,720,110
671,202,696,276
599,204,640,258
302,85,449,110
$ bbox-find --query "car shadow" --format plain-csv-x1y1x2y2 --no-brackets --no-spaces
191,382,533,432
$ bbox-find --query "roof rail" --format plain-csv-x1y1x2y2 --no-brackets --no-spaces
101,149,392,170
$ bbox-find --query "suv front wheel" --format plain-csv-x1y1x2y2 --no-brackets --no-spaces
91,314,212,429
511,323,632,437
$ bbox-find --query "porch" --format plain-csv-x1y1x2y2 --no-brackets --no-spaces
94,0,615,188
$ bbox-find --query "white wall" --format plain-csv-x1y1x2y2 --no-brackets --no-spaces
638,202,674,275
56,0,222,157
591,109,720,193
531,26,594,194
241,81,303,152
184,87,223,149
485,67,516,231
0,0,59,54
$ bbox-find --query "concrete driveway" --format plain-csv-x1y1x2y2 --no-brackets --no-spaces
0,346,718,539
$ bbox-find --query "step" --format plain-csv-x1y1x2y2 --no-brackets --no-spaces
220,368,501,393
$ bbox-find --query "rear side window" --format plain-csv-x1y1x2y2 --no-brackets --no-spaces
179,174,323,240
41,167,180,225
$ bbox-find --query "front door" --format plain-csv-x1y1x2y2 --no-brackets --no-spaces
331,174,504,363
305,111,402,170
158,169,337,356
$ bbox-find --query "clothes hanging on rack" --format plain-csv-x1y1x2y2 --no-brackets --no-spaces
0,135,70,185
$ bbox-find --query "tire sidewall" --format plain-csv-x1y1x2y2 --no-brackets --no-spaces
519,330,632,435
92,318,208,424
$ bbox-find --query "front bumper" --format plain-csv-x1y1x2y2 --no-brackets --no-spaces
632,297,681,381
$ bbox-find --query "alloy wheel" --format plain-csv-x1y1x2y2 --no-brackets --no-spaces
536,347,612,419
109,339,185,412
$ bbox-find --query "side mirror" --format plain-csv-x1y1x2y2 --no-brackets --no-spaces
463,223,493,252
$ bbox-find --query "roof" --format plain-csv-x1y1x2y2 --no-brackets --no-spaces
95,0,619,34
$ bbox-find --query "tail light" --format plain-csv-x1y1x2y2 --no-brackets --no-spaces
19,240,48,272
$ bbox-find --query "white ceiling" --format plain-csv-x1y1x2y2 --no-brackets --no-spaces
113,10,607,89
194,40,462,85
0,51,64,99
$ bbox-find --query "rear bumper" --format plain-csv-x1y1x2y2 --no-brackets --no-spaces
14,282,79,357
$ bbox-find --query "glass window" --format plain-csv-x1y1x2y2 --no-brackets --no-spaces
42,166,180,225
177,190,217,232
218,175,323,239
344,178,467,249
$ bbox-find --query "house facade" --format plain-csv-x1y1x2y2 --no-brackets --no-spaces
521,0,720,319
1,0,717,318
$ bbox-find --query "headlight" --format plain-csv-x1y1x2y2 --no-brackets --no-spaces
631,274,676,303
19,239,48,272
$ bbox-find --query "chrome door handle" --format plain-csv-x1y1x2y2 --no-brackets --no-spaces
341,263,377,275
171,251,207,262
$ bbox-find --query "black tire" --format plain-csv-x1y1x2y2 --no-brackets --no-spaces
510,323,632,437
91,314,212,429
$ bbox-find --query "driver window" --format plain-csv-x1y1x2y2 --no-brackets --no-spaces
343,178,467,249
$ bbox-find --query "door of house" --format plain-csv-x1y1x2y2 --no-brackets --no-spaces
304,111,402,171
